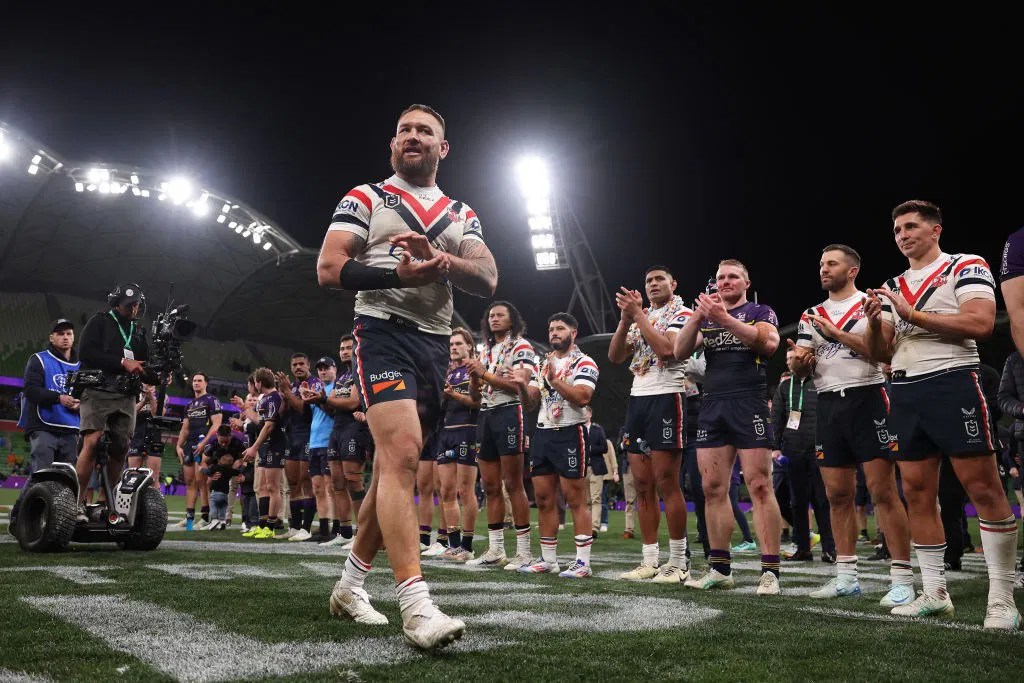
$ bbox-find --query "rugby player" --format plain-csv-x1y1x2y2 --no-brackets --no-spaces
863,200,1019,628
241,367,288,539
175,372,222,531
514,313,598,577
437,327,482,561
317,104,497,648
608,265,692,583
276,355,323,541
465,301,536,569
127,383,161,491
300,357,340,542
674,259,784,594
789,245,914,605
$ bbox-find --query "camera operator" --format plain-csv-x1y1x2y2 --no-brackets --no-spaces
127,383,161,489
75,283,159,515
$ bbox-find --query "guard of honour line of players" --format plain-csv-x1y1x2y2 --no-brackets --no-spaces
301,103,1020,650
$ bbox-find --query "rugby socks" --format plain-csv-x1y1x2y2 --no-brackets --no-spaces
438,528,449,548
515,524,532,557
257,497,270,528
319,518,330,538
642,543,660,568
540,536,558,564
914,543,948,597
340,522,353,539
339,552,371,591
668,538,688,569
302,499,316,531
487,522,505,554
331,519,341,536
461,532,474,553
448,527,462,550
290,500,303,530
979,516,1018,606
890,559,914,587
837,555,858,582
396,575,432,621
201,506,209,523
761,554,781,579
574,534,593,565
268,516,283,530
709,549,732,576
419,525,432,547
186,508,195,521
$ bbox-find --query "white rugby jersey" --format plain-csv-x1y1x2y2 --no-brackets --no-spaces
533,348,599,428
628,297,693,396
329,174,484,336
796,291,885,392
481,336,537,409
880,252,995,377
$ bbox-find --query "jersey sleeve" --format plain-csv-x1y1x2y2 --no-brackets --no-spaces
461,204,484,244
796,310,815,348
953,255,996,303
264,394,280,422
308,378,325,394
511,339,537,369
755,304,779,328
668,307,693,331
880,280,897,326
328,185,375,241
572,356,599,390
211,396,222,412
1001,228,1024,282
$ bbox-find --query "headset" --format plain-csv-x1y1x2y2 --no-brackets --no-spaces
107,282,146,310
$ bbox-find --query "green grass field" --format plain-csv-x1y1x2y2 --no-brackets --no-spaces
1,488,1021,682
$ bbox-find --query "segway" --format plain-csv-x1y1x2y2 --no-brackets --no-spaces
11,433,168,553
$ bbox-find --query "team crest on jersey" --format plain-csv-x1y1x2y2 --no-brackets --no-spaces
459,444,467,457
567,448,577,469
932,275,948,288
962,407,979,437
873,418,890,444
447,208,460,223
384,192,401,209
507,425,517,446
52,373,68,393
752,414,765,438
662,418,674,441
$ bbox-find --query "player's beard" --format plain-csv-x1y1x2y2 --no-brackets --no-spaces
550,337,571,352
391,145,439,181
823,272,849,293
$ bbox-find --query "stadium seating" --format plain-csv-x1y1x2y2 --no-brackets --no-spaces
0,292,50,377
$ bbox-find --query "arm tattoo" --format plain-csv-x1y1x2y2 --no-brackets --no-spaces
447,239,498,297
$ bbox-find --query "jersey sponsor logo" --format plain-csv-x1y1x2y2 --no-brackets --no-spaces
578,365,598,377
696,429,708,442
370,370,402,382
52,372,68,392
468,218,481,232
702,330,743,349
371,371,407,394
873,418,890,444
962,407,979,437
335,198,362,215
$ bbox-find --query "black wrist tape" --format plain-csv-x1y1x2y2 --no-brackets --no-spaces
339,260,405,290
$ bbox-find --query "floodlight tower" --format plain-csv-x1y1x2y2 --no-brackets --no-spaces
515,156,616,335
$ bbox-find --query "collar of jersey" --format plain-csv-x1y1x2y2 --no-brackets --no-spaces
386,174,444,201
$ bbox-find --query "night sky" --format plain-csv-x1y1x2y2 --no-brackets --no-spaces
2,5,1021,339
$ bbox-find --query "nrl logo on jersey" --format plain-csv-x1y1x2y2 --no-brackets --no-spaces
752,414,765,437
383,192,401,209
873,418,890,444
662,418,674,441
962,407,979,437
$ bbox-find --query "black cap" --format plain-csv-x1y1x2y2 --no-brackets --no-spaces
315,356,336,368
119,285,143,303
51,318,74,333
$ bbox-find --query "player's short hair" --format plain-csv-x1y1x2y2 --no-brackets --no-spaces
822,244,861,267
481,300,527,347
399,104,446,137
290,352,308,362
192,372,208,384
451,327,475,355
644,264,674,279
717,259,750,282
892,199,942,224
217,424,231,437
548,312,579,329
253,367,275,390
339,334,354,345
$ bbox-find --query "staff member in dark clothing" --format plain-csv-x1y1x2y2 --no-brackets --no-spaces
585,407,612,534
20,319,81,469
771,347,835,562
75,283,159,513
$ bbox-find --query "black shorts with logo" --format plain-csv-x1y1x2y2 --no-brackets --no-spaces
530,424,589,479
696,394,774,450
329,422,370,463
624,392,686,454
308,447,331,477
351,315,449,429
889,368,998,461
478,403,525,461
436,426,478,466
285,431,310,462
258,442,286,469
816,384,897,467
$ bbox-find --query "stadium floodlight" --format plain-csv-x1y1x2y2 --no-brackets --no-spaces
221,203,231,213
241,229,251,238
262,241,272,251
130,174,139,185
74,182,84,192
99,182,110,194
27,164,38,175
535,251,559,268
252,232,261,244
157,193,166,201
131,186,141,196
526,196,549,217
228,221,237,228
528,216,552,232
234,224,244,234
515,154,567,273
0,131,10,161
515,155,550,200
216,214,226,223
140,189,150,198
163,177,192,204
87,168,109,183
86,184,97,192
31,154,41,164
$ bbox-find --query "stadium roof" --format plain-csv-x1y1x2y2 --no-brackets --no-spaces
0,121,471,357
